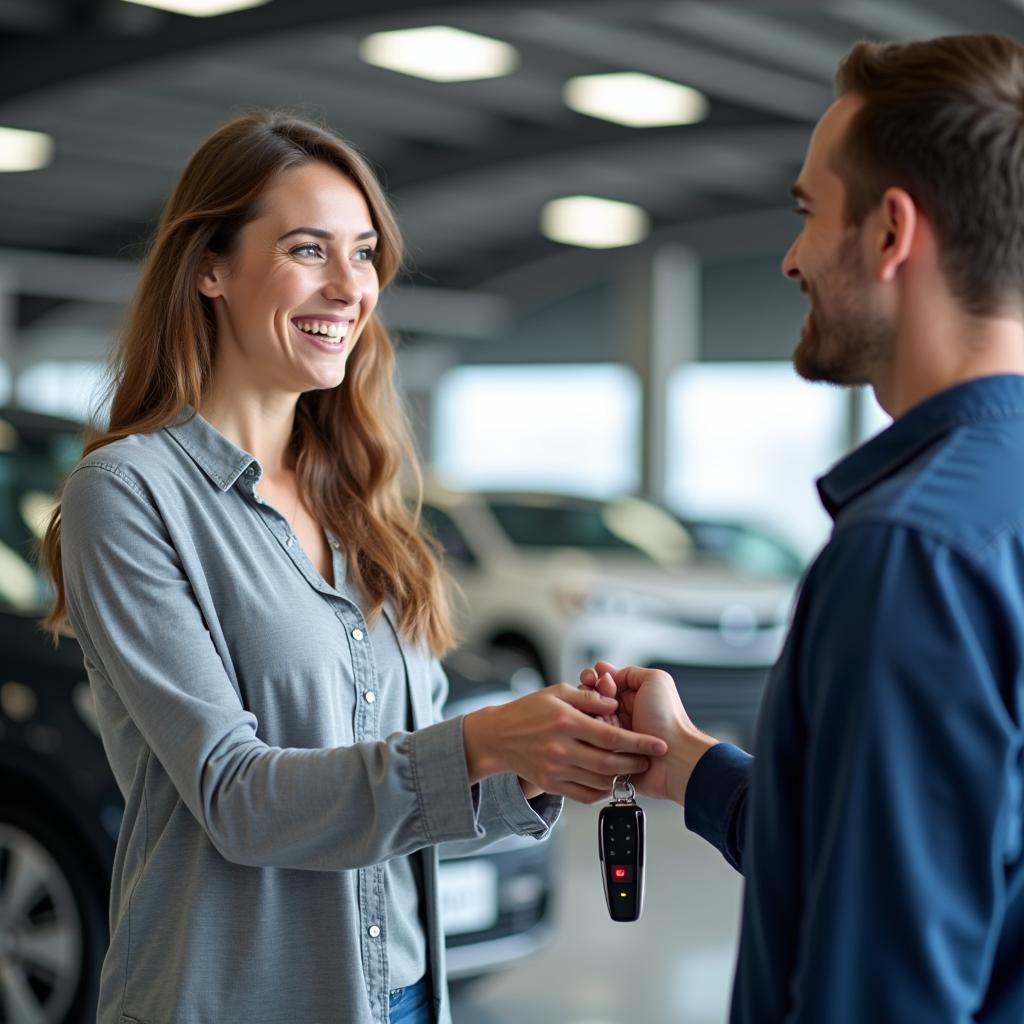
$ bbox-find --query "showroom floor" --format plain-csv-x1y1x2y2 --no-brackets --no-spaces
450,797,743,1024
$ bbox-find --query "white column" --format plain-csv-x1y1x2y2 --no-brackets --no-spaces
619,245,701,504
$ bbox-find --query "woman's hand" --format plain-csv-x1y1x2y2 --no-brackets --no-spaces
463,683,668,804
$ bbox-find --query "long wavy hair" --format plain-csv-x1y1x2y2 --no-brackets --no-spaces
39,111,455,656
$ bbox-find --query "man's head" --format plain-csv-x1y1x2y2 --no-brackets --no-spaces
784,34,1024,387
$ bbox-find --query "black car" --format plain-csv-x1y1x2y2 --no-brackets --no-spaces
0,406,555,1024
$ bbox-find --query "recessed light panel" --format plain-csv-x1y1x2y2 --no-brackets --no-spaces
0,127,53,173
540,196,650,249
120,0,270,16
564,72,709,127
359,26,519,82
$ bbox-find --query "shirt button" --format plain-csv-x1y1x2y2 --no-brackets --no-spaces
253,493,263,504
364,691,376,704
368,925,381,938
352,628,364,641
286,536,294,548
330,540,341,550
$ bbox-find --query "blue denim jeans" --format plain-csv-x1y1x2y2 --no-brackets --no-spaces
388,977,433,1024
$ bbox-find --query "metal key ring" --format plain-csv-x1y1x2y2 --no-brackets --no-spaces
612,775,636,802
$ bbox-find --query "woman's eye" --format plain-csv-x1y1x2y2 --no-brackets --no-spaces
290,243,323,259
354,246,377,263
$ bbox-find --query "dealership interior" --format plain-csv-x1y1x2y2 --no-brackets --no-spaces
1,2,1021,1023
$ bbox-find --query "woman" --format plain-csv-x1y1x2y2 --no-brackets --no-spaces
39,112,665,1024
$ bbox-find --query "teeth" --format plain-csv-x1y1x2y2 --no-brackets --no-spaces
295,319,348,341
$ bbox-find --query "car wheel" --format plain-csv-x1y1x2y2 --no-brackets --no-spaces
0,802,106,1024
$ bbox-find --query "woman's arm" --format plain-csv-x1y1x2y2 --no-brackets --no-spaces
62,464,664,872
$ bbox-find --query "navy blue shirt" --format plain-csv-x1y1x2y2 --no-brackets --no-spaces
685,375,1024,1023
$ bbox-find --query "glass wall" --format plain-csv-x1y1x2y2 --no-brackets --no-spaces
14,361,109,422
665,362,852,559
432,359,893,561
433,363,641,496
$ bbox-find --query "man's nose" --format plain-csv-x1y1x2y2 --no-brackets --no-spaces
781,238,802,282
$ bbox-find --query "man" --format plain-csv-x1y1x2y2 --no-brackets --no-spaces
584,34,1024,1023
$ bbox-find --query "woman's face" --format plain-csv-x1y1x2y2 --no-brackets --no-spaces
199,161,381,396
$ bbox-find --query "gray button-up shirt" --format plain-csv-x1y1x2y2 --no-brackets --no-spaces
59,409,560,1024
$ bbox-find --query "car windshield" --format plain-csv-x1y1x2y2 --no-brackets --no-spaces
683,520,804,579
0,413,83,613
485,496,696,566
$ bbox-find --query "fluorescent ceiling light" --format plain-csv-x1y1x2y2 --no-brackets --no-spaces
540,196,650,250
564,72,709,128
0,127,53,173
359,26,519,82
120,0,270,16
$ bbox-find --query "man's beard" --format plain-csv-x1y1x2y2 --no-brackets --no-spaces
792,233,893,386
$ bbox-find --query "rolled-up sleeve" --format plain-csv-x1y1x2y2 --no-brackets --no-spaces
62,462,485,870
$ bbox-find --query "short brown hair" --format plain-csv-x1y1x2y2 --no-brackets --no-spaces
834,34,1024,317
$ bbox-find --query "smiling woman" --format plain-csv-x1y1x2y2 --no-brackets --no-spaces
197,164,382,397
32,111,666,1024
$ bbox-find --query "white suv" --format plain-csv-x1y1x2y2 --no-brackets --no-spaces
419,484,801,748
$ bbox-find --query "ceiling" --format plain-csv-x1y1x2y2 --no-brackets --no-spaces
1,0,1023,332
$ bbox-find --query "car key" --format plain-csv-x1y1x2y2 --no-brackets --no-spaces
598,776,646,922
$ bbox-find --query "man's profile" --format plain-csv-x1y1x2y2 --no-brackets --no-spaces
585,34,1024,1024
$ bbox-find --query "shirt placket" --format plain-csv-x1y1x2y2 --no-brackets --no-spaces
344,602,390,1021
244,469,391,1018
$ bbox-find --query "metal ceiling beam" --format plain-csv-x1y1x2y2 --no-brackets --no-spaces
0,0,512,104
0,0,66,30
660,2,847,81
504,9,834,122
385,116,806,192
458,203,798,313
826,0,964,38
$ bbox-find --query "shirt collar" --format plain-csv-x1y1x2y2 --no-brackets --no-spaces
164,405,261,492
817,374,1024,520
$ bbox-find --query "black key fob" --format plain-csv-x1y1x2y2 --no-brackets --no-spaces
598,779,645,922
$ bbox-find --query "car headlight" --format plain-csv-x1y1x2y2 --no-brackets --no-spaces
580,589,673,619
554,586,587,615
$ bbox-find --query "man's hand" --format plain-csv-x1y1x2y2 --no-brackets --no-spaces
580,662,718,805
463,683,668,804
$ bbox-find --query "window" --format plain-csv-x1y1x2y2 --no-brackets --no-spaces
15,361,109,423
859,386,892,442
433,364,640,497
666,362,848,559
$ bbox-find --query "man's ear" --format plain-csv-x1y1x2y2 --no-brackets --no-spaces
197,252,225,299
875,187,917,283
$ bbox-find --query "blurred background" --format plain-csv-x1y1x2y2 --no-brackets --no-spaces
0,1,1019,1022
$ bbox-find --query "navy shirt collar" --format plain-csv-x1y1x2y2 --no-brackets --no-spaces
818,374,1024,520
164,405,260,492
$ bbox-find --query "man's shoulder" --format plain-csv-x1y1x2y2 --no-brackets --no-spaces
839,418,1024,559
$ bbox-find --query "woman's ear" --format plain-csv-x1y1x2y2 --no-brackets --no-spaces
197,252,224,299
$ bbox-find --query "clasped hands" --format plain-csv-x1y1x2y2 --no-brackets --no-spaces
463,661,717,805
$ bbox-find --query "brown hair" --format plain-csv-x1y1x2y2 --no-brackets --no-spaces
39,111,455,655
834,34,1024,317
